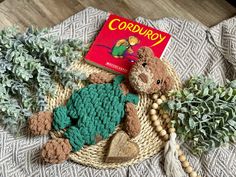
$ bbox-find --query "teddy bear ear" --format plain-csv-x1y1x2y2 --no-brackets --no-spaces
162,76,174,92
137,47,154,60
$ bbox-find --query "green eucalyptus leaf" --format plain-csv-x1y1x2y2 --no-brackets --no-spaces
228,120,236,127
206,95,214,101
186,93,194,100
180,107,188,112
223,136,230,143
214,93,220,102
167,100,175,110
199,128,207,136
208,101,216,112
227,87,233,97
230,80,236,88
188,118,196,129
183,89,190,96
220,90,227,98
178,113,185,122
176,102,182,110
203,87,209,96
231,95,236,103
201,114,208,121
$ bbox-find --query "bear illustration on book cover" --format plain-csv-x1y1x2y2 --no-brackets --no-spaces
112,36,140,59
85,14,171,74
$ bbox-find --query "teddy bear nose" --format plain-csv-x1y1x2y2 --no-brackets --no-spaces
142,63,147,67
139,73,148,83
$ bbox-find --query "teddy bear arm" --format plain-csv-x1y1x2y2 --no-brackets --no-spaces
88,72,115,84
28,111,53,135
95,134,103,143
162,75,174,93
124,102,141,138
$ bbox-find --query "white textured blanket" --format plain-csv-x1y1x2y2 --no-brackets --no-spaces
0,7,236,177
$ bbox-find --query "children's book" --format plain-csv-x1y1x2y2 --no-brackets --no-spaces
85,14,171,74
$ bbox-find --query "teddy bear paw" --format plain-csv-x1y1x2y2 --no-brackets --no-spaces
41,138,72,164
28,111,53,135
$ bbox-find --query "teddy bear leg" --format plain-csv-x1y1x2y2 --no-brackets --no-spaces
28,111,53,135
41,138,72,164
52,106,72,131
63,126,85,152
88,72,115,84
124,103,141,138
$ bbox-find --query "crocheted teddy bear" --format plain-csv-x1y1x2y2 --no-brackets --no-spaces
28,46,173,164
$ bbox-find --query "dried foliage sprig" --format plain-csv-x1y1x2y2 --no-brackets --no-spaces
0,27,88,134
161,76,236,154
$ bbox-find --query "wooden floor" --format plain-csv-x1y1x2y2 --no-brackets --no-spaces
0,0,235,30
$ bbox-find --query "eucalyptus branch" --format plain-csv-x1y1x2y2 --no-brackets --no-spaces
0,26,89,134
162,76,236,155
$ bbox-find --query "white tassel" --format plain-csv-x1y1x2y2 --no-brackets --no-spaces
164,132,185,177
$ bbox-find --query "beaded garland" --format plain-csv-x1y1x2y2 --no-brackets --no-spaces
150,93,201,177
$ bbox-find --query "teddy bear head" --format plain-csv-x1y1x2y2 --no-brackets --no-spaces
129,47,173,94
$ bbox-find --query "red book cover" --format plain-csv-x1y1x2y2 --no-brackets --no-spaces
85,14,171,74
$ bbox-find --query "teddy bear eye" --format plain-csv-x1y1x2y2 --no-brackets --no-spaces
142,62,147,67
157,80,161,84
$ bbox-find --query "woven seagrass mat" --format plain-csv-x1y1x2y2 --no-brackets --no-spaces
47,58,181,169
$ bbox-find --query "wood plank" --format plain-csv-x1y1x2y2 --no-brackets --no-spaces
175,0,236,26
0,0,84,30
0,0,235,30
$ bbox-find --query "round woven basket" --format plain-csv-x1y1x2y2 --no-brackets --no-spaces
47,58,181,169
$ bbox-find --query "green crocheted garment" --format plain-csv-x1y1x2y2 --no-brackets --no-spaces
112,45,128,56
52,75,139,152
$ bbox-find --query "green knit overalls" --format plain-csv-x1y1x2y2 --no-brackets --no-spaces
52,75,139,152
112,45,129,57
